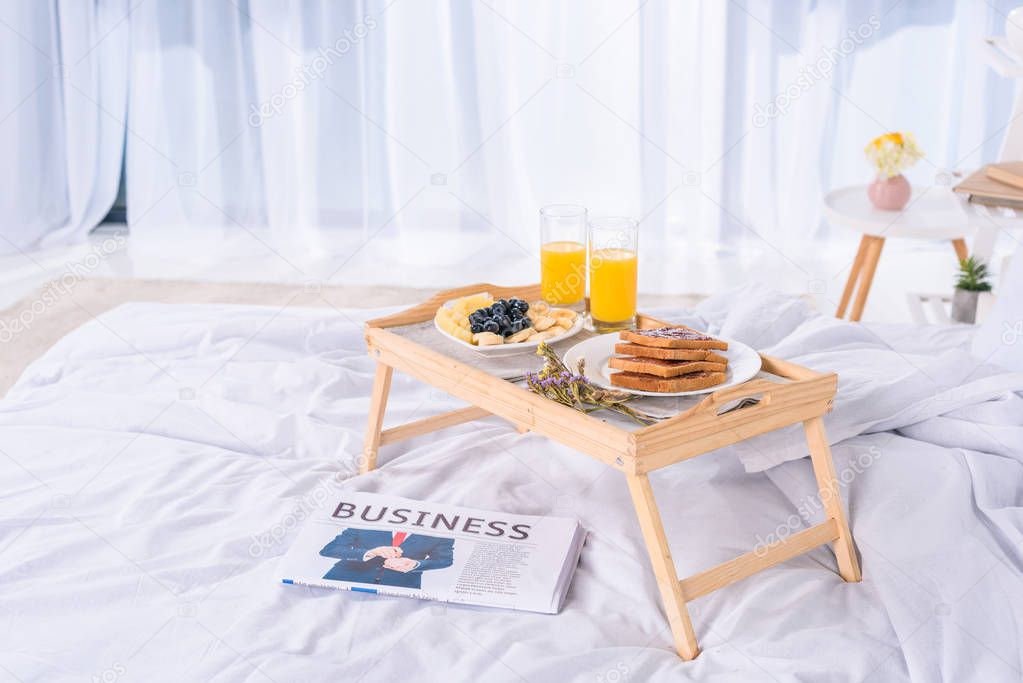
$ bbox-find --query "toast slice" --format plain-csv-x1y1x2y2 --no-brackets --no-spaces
610,370,726,393
608,356,727,378
620,326,728,350
614,343,728,364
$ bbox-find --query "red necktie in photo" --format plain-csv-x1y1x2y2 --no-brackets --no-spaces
391,532,408,547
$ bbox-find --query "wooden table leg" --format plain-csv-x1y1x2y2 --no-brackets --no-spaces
849,236,884,323
361,362,393,474
836,236,872,319
803,417,862,582
951,238,968,262
625,472,700,660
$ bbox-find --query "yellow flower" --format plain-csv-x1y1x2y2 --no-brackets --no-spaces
865,131,922,178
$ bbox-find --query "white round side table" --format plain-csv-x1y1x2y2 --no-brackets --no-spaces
824,185,974,321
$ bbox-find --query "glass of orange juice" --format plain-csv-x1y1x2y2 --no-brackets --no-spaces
588,217,638,332
539,204,587,309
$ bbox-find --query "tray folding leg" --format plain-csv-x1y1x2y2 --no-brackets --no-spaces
626,472,700,660
360,362,393,474
360,357,498,474
804,416,862,582
626,416,860,660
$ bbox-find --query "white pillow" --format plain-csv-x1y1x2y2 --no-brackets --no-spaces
971,246,1023,371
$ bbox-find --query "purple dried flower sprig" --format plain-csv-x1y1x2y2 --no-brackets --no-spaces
525,342,659,425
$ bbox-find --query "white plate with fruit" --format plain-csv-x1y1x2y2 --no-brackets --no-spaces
433,292,584,356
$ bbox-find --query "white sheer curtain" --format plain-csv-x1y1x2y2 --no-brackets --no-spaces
0,0,128,254
125,0,717,261
4,1,1018,265
122,0,1017,269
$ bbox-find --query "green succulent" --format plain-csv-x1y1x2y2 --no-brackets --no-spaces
955,256,992,292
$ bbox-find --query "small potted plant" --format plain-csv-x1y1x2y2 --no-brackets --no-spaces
951,256,992,324
864,132,923,210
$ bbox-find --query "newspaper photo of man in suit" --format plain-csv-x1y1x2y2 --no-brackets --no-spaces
319,528,455,589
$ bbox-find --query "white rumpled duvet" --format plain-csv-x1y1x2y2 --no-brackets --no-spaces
1,285,1022,682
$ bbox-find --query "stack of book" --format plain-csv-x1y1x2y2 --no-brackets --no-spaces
954,162,1023,209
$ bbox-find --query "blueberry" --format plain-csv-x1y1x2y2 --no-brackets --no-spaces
510,309,524,321
490,303,506,317
470,322,484,334
495,314,510,328
482,320,499,333
510,320,525,334
510,298,527,312
521,315,532,327
478,306,493,318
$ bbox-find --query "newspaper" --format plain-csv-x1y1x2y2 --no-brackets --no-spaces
276,492,586,614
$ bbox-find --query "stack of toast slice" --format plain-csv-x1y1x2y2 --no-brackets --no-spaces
610,327,729,392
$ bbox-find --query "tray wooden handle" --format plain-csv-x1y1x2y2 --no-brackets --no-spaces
705,377,777,408
366,282,542,328
642,367,835,437
694,362,833,420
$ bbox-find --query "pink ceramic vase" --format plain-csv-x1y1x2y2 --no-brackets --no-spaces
867,174,911,210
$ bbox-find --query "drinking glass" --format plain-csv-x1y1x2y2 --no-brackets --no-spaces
587,217,638,332
539,204,587,309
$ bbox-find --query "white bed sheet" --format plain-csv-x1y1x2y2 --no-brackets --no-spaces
1,290,1022,682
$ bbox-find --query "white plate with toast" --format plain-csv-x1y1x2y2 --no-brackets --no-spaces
563,331,762,397
433,294,585,357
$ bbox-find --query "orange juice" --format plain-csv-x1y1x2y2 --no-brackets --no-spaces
589,247,637,324
540,240,586,305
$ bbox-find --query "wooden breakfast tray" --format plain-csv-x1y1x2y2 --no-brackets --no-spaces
360,283,861,660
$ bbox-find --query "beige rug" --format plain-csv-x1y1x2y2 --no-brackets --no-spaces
0,277,704,397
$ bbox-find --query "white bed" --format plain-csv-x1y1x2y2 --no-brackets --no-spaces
2,286,1022,682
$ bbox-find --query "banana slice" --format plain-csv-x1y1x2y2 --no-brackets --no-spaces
528,329,558,341
506,326,535,343
533,315,556,331
474,331,504,346
530,301,550,316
